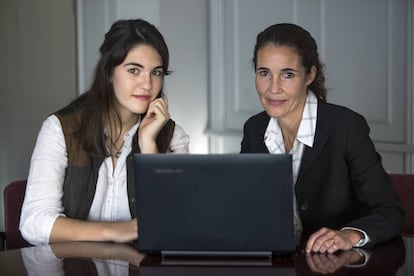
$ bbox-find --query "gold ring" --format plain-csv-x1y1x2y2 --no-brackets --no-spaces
330,238,335,245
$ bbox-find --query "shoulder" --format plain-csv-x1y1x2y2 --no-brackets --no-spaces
53,95,88,134
319,101,368,125
39,114,64,136
169,121,190,153
243,111,269,130
319,101,365,119
173,122,187,137
318,101,370,135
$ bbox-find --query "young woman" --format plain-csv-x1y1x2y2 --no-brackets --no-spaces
20,19,189,245
241,23,404,253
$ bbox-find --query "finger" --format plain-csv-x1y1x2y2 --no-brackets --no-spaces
149,99,169,118
150,105,170,123
327,241,340,254
306,228,333,253
312,233,338,253
320,230,338,251
145,103,169,123
151,97,168,111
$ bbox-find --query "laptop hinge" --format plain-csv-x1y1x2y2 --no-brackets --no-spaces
161,250,272,258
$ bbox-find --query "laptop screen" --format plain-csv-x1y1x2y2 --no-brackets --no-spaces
134,153,295,257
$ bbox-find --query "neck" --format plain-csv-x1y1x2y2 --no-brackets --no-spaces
278,98,306,153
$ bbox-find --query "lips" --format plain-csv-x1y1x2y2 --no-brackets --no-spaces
132,95,151,101
267,99,286,106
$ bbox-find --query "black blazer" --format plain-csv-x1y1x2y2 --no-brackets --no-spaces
241,100,405,246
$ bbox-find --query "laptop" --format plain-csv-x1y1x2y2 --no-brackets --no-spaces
134,153,295,257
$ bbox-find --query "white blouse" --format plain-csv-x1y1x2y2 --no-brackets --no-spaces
20,115,190,245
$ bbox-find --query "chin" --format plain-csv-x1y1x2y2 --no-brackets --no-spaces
132,105,150,114
264,108,285,119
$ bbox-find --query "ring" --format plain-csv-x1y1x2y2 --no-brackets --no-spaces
330,238,335,245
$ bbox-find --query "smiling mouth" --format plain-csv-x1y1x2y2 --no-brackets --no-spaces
133,95,151,101
267,99,286,105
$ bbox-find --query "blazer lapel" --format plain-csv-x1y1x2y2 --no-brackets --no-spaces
298,130,328,179
297,102,329,180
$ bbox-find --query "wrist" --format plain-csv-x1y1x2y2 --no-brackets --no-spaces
342,229,364,246
138,138,158,153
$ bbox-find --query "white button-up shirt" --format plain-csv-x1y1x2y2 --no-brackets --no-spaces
264,91,318,233
20,115,190,245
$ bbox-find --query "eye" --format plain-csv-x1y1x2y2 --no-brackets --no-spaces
282,71,295,79
152,69,163,77
127,68,139,74
256,69,270,78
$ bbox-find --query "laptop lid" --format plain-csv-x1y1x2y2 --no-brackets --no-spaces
134,153,295,257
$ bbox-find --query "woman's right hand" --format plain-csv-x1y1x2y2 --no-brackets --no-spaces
105,218,138,243
138,97,170,153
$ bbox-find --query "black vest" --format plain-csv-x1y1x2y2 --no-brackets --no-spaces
54,98,175,220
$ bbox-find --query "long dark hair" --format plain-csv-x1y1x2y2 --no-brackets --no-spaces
80,19,170,157
253,23,327,102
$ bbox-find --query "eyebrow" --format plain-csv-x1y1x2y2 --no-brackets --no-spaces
124,62,164,70
281,68,299,72
256,67,299,72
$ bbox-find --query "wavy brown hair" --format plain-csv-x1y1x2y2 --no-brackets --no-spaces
79,19,170,157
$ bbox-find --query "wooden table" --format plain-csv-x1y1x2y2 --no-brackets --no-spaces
0,235,412,275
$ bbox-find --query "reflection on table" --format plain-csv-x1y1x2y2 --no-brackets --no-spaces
0,235,412,276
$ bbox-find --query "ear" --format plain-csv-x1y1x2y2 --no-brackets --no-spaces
305,65,317,86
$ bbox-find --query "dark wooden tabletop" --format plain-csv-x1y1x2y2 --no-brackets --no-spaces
0,235,412,275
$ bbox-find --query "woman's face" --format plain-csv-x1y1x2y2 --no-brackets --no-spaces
255,44,315,120
111,44,164,120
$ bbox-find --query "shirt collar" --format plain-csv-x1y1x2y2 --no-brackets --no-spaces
296,91,318,147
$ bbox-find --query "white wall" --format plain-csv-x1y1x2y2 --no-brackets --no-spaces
0,0,76,231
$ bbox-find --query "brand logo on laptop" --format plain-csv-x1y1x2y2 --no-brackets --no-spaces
153,168,183,174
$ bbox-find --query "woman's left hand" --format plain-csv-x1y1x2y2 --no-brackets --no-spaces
305,227,363,254
138,97,170,153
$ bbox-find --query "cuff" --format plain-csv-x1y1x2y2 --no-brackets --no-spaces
341,227,370,247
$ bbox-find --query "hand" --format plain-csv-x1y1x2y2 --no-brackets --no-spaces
105,218,138,243
306,227,363,253
138,97,170,153
306,250,364,274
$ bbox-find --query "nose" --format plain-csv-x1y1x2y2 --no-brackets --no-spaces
269,76,280,94
138,72,152,91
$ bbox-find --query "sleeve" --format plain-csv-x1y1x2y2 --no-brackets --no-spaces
240,120,250,153
168,123,190,153
19,115,68,245
343,112,405,245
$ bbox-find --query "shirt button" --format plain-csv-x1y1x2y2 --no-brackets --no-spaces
300,203,308,210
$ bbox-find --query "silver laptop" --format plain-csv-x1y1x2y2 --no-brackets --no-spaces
134,153,295,257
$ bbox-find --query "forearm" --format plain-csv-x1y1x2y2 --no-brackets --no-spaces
138,139,159,153
50,216,137,243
